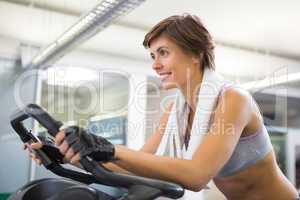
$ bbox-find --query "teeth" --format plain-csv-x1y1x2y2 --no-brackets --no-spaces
160,72,171,75
160,73,171,81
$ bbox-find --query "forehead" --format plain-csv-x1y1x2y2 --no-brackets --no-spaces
149,35,177,52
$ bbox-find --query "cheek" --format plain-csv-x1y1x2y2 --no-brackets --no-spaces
165,56,191,82
173,66,189,81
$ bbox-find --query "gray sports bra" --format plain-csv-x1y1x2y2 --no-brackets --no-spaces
215,85,273,177
216,119,273,178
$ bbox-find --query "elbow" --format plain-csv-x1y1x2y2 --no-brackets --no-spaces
179,162,214,192
187,186,202,192
186,182,205,192
183,177,209,192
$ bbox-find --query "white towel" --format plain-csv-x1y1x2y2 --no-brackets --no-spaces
156,68,226,200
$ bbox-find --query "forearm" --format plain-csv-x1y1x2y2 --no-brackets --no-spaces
102,162,132,175
114,145,207,191
68,159,131,175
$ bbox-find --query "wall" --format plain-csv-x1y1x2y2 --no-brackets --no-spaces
0,58,38,193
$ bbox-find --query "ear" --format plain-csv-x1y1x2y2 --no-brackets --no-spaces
191,53,202,65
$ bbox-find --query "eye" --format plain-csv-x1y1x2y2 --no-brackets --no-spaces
159,49,169,57
150,53,155,60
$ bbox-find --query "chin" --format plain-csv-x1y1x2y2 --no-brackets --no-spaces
161,82,177,90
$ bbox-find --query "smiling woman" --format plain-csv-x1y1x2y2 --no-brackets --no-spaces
138,14,298,200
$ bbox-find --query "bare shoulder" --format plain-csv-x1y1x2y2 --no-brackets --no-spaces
222,86,264,130
214,86,253,128
220,86,252,108
222,86,250,98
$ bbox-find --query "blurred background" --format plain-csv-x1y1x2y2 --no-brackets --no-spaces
0,0,300,199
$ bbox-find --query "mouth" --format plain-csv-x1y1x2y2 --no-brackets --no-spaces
158,72,172,82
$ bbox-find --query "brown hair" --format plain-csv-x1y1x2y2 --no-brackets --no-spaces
143,14,215,70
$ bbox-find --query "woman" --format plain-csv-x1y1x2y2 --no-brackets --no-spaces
29,14,298,200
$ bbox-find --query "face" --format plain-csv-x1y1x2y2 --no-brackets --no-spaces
149,35,201,91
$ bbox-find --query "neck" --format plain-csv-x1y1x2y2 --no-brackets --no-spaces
180,69,203,112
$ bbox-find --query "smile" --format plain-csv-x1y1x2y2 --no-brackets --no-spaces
159,72,172,81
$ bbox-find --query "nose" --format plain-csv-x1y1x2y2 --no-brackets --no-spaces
152,57,163,71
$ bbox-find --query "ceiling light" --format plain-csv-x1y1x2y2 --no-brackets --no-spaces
27,0,146,70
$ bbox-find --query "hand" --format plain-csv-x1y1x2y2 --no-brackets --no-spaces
55,126,115,164
23,142,43,165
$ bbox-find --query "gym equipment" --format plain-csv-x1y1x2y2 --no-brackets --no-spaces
9,104,184,200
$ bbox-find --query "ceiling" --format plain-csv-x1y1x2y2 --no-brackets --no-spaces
124,0,300,61
0,0,300,88
3,0,300,61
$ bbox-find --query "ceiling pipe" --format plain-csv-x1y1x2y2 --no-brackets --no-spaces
26,0,146,70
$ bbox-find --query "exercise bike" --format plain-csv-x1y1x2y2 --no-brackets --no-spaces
9,104,185,200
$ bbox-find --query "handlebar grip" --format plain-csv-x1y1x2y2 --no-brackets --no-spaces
10,104,63,140
24,104,62,136
34,149,54,168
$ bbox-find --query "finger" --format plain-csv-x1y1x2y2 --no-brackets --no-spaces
33,157,38,163
31,154,42,165
59,140,69,155
25,143,34,153
29,153,35,159
32,156,38,163
55,131,65,146
62,157,69,164
64,148,75,161
30,153,40,161
70,152,81,164
37,159,42,166
31,143,43,149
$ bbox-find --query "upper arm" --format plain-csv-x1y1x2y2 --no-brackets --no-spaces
140,102,174,154
191,88,251,183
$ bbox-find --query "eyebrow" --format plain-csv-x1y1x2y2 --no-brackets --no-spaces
156,46,169,52
150,46,169,55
